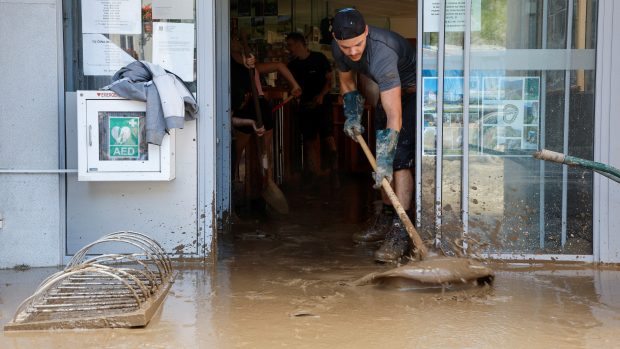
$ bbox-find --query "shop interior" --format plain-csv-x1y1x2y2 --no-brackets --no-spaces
228,0,418,222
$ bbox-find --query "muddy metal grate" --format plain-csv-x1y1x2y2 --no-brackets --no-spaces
4,232,177,331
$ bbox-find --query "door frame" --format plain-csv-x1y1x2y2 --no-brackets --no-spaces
197,0,219,260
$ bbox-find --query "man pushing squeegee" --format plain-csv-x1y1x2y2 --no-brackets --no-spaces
331,8,426,262
332,12,496,288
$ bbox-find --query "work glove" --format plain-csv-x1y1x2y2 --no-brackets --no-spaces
343,91,365,140
373,128,399,189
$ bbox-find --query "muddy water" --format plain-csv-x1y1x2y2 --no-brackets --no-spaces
1,179,620,348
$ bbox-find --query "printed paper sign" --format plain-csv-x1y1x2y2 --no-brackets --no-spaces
82,0,141,34
424,0,481,33
152,22,195,81
82,34,136,76
152,0,193,19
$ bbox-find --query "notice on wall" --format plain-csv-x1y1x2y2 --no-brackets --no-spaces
82,34,136,76
152,0,193,20
152,23,195,81
423,0,481,33
82,0,141,34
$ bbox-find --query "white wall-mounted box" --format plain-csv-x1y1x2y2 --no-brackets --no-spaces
77,91,175,181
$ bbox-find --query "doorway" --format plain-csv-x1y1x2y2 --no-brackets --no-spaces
221,0,418,223
220,0,599,261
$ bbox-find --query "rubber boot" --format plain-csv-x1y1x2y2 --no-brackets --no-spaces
374,218,412,262
352,207,393,243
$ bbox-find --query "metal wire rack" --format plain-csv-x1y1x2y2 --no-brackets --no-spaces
4,231,177,331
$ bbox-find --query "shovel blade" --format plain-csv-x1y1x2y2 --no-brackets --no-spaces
262,179,289,214
355,257,494,287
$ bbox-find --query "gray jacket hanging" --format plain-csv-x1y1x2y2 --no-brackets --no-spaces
102,61,198,145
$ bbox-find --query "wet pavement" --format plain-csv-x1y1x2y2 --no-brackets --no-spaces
1,176,620,348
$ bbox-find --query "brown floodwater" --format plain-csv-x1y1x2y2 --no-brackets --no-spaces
1,177,620,348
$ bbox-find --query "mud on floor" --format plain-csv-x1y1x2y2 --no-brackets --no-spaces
2,178,620,348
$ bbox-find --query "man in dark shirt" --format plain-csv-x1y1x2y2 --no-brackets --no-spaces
286,32,339,187
332,8,417,262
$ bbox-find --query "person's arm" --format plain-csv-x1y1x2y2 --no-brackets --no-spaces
314,70,333,105
231,116,265,136
379,86,402,131
256,62,302,97
338,70,357,94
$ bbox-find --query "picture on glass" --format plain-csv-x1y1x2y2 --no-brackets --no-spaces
503,138,521,150
525,77,540,101
423,126,437,155
482,103,500,124
503,78,524,100
483,77,500,100
482,126,497,150
523,126,539,149
469,77,481,105
423,77,438,112
524,101,540,125
498,102,523,126
444,77,464,107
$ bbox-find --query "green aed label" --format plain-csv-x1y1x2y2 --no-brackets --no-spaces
109,116,140,159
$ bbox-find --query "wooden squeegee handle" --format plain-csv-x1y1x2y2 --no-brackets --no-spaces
355,134,428,259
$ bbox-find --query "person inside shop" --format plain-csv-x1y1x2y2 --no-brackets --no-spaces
285,32,339,189
331,8,417,262
230,33,302,212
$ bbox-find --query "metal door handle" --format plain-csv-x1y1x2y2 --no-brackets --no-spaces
88,125,92,146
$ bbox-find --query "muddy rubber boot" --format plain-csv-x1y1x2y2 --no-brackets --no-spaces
352,208,393,243
374,219,412,263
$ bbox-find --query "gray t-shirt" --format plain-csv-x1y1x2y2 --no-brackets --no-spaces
332,26,416,92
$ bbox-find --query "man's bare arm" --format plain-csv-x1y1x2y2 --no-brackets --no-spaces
379,86,402,131
338,70,357,94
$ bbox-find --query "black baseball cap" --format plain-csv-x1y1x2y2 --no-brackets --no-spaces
332,8,366,40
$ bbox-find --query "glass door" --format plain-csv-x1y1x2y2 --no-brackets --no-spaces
418,0,598,257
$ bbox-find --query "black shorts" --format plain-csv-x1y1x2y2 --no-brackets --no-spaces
299,99,333,141
374,91,416,171
233,96,274,134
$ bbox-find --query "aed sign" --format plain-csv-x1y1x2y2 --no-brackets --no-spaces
109,116,140,159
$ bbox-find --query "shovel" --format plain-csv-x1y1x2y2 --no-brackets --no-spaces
355,134,427,259
354,134,494,287
248,66,289,214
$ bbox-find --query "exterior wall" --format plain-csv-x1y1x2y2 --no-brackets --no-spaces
0,0,61,268
595,0,620,263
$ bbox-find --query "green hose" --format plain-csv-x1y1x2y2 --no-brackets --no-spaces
533,149,620,184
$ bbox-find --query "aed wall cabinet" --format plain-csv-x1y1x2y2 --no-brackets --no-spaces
77,91,175,181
